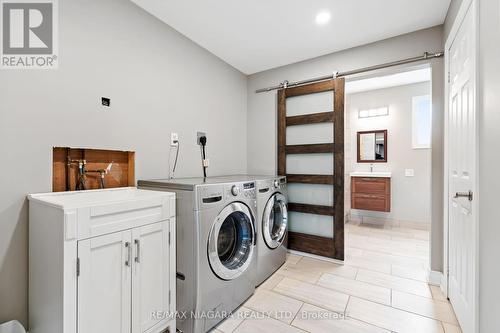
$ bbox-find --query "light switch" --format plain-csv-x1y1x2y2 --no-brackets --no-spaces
405,169,415,177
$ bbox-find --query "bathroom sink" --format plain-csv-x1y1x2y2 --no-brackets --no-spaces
350,171,392,178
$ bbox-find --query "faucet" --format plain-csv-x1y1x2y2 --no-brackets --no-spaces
67,158,87,190
370,164,374,173
67,157,113,190
86,163,113,189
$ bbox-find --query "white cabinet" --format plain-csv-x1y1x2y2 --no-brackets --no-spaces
78,231,132,333
28,188,176,333
132,221,174,333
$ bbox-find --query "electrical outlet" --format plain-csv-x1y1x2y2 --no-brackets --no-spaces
171,133,179,146
101,97,111,107
197,132,206,145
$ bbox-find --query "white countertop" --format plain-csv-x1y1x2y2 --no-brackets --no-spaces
28,187,174,209
350,171,392,178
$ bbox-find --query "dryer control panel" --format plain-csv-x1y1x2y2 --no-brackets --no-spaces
258,177,287,192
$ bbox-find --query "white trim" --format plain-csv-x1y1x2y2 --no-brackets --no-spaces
443,0,479,332
287,249,345,266
445,0,474,47
428,270,444,286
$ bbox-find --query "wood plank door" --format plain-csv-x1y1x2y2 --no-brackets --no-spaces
132,221,171,333
277,78,345,260
447,2,477,332
78,230,132,333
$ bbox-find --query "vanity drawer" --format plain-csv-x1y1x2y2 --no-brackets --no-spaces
351,177,389,194
351,193,389,212
351,177,391,212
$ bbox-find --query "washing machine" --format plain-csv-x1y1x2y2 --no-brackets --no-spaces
137,177,257,333
213,175,288,286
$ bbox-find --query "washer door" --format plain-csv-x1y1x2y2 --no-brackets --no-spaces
208,202,255,281
262,193,288,249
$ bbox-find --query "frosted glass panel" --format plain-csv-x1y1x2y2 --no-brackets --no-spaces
288,212,333,238
286,154,333,175
287,184,333,206
286,123,333,145
286,91,333,116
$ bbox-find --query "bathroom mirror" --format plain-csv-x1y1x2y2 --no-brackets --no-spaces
357,130,387,163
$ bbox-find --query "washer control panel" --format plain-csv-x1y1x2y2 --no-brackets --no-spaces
225,182,256,199
230,185,240,196
198,181,258,210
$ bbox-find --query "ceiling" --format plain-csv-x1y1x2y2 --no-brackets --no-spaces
132,0,451,75
346,68,431,94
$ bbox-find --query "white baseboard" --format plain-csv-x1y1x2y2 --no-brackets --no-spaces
428,270,444,286
287,249,345,266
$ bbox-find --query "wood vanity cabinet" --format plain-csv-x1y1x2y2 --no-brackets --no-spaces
351,177,391,212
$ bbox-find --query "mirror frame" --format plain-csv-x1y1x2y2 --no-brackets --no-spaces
357,129,388,163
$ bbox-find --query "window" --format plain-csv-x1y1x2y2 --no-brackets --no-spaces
412,95,432,149
358,106,389,119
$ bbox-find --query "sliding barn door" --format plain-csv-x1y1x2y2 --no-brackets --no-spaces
278,79,345,260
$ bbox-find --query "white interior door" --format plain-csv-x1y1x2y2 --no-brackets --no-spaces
132,221,170,333
447,2,477,332
78,230,132,333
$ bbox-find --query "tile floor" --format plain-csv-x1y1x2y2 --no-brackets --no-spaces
212,221,462,333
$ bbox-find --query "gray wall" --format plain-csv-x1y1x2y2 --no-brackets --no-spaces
444,0,464,40
348,82,432,224
478,0,500,330
0,0,247,326
247,26,445,271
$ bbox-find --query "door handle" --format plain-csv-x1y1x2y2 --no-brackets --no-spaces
134,239,140,263
454,190,473,201
125,241,131,266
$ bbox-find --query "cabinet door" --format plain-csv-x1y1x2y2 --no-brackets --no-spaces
78,230,132,333
132,221,171,333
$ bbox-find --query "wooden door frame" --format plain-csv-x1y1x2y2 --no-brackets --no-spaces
277,78,345,260
443,0,478,331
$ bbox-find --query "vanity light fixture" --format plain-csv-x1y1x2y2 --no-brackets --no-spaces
358,107,389,119
315,11,331,25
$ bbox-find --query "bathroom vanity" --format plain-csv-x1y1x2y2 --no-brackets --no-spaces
352,129,391,212
350,172,391,212
28,187,176,333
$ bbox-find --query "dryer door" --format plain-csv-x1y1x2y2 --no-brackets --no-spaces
262,193,288,249
208,202,255,281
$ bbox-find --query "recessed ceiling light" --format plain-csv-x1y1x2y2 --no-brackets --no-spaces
315,11,331,25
